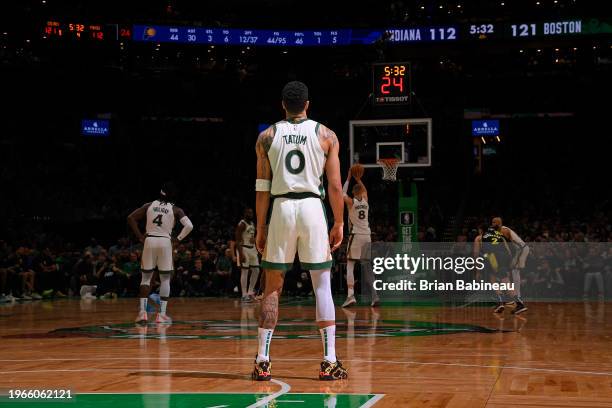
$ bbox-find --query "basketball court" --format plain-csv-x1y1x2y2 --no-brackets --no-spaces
1,298,611,407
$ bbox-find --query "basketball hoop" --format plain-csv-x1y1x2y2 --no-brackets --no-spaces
378,158,400,181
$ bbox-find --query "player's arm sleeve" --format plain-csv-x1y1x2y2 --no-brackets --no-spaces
177,216,193,241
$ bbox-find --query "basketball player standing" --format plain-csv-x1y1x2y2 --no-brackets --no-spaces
253,81,348,381
342,167,379,307
127,183,193,324
235,207,260,302
492,217,528,314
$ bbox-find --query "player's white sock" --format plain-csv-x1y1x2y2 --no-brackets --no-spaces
160,300,168,316
320,325,337,363
347,287,354,298
240,268,249,297
139,297,147,312
248,268,260,295
256,327,273,362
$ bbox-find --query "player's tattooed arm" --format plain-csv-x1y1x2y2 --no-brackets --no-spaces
127,203,150,243
255,127,273,253
318,124,339,154
256,127,273,180
257,125,274,153
323,125,344,251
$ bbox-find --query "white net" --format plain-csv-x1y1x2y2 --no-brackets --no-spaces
378,159,399,181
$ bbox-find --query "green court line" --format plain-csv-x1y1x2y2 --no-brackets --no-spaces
0,393,380,408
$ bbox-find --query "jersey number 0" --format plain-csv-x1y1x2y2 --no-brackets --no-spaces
285,150,305,175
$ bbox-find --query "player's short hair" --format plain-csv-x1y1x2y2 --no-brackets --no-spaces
160,181,178,202
282,81,309,114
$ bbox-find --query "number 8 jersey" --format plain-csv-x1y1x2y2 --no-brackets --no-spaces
267,119,326,198
349,198,371,235
145,200,175,238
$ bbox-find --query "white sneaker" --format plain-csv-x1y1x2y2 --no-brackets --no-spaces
21,294,32,300
155,313,172,324
31,292,43,300
342,295,356,308
135,310,148,323
83,293,96,300
371,295,380,307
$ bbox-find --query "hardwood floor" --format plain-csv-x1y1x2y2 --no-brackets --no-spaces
0,298,610,407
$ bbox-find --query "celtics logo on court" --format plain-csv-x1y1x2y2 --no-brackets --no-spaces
4,319,505,340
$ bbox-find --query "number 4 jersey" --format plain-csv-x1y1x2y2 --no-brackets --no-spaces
267,119,326,198
145,200,175,238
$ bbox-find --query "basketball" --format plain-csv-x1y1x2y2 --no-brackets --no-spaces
351,163,365,179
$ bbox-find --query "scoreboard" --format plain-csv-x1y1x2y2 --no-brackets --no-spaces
131,18,609,46
41,18,610,46
43,21,131,41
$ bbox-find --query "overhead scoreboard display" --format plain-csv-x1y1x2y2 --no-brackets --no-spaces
43,21,131,41
131,18,610,46
132,26,354,46
372,63,411,105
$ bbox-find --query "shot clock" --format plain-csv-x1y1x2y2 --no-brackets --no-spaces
372,62,411,105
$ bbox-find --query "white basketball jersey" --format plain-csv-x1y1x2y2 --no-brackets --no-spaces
349,198,370,234
145,200,175,238
239,219,256,246
267,119,326,197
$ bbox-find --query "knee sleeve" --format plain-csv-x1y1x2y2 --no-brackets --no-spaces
346,260,355,286
159,273,171,298
310,269,335,322
140,271,153,287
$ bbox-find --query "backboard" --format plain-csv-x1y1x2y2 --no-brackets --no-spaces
349,118,432,168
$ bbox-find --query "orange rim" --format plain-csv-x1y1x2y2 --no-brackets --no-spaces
378,158,400,166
